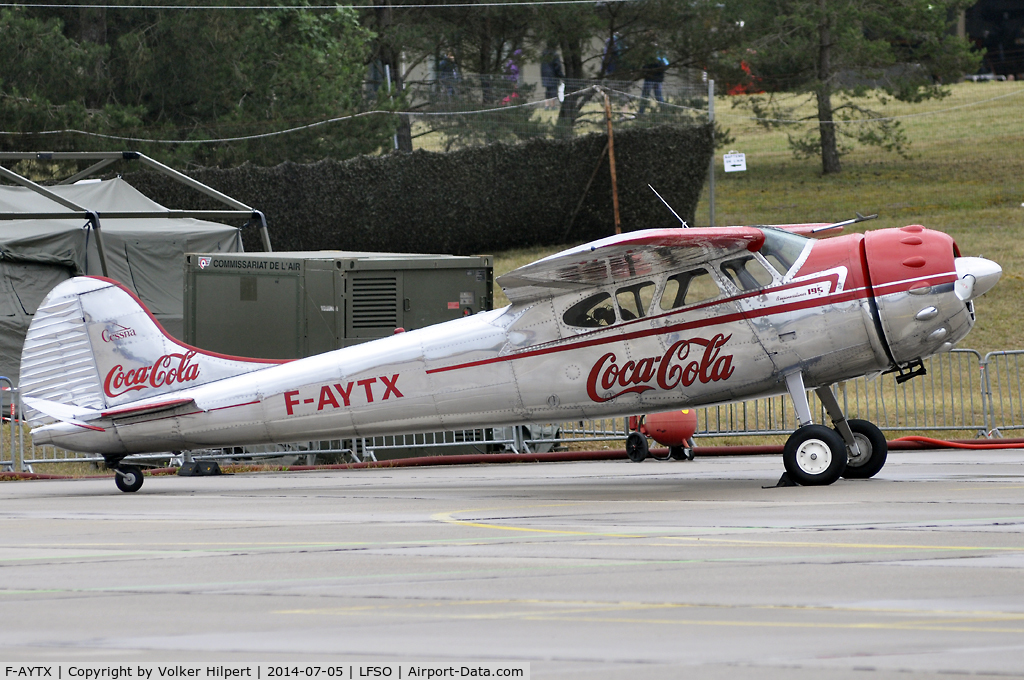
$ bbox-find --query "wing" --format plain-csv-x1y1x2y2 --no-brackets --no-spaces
497,227,765,304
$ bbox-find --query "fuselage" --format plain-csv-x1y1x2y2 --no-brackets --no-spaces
29,226,982,455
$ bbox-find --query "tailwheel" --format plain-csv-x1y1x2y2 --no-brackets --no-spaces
840,419,888,479
115,464,144,493
625,432,649,462
783,424,847,486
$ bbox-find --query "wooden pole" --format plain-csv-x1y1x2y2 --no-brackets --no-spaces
708,79,715,228
603,91,622,235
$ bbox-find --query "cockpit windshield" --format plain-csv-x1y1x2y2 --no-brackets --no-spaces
760,228,810,277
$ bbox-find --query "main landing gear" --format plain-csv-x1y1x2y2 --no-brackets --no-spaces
106,458,145,493
782,372,888,486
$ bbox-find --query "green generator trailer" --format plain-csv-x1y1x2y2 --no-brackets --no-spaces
184,251,493,360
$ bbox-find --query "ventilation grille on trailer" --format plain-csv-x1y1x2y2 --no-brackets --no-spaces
351,276,398,328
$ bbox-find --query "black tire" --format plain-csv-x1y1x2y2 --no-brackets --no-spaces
783,424,847,486
840,419,888,479
115,464,144,493
626,432,649,462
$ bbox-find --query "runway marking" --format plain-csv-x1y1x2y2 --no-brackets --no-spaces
0,536,528,562
278,596,1024,618
275,598,1024,634
4,546,976,597
432,508,1024,553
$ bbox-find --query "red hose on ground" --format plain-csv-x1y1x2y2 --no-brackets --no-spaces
888,436,1024,450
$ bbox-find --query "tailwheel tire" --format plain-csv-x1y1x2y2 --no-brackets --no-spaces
625,432,649,462
783,424,847,486
115,464,144,493
840,419,888,479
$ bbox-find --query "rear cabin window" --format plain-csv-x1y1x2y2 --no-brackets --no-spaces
615,282,656,320
720,255,775,291
659,269,721,311
563,292,617,328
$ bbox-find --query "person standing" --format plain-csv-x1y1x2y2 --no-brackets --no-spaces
639,53,669,114
540,45,564,107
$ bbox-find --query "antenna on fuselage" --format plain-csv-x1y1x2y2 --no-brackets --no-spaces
648,184,689,228
811,211,878,233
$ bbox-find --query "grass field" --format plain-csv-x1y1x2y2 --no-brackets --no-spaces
494,81,1024,353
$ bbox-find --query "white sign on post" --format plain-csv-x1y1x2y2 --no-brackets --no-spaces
724,151,747,172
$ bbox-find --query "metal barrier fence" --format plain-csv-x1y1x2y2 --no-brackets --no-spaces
0,377,21,472
982,350,1024,437
9,348,1024,471
698,349,987,438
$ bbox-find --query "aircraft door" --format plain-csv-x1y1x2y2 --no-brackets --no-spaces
641,261,780,411
716,251,788,371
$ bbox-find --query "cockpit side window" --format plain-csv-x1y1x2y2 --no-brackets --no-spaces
720,255,775,291
659,268,721,311
615,281,656,320
563,292,617,328
760,228,810,276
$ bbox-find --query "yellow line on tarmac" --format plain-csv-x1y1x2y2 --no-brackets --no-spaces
432,508,1024,552
275,599,1024,634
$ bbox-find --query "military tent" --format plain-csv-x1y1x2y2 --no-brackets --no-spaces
0,178,244,384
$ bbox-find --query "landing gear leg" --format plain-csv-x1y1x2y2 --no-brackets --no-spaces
814,385,888,479
781,373,847,486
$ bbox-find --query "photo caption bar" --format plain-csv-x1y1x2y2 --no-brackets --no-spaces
1,664,529,680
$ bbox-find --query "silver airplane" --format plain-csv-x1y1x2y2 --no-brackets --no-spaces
20,222,1000,492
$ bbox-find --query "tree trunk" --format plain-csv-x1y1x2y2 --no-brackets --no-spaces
816,0,841,174
816,88,840,174
78,7,106,44
373,0,412,152
556,38,587,136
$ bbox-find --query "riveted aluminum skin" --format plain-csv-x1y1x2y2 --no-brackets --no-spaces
19,226,999,457
863,226,976,365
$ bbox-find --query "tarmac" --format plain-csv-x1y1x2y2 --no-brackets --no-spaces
2,448,1024,679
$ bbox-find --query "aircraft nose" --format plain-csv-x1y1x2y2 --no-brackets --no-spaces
954,256,1002,301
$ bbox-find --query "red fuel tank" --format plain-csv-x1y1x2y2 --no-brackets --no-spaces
630,409,698,447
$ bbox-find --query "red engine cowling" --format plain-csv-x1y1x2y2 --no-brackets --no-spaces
629,409,698,447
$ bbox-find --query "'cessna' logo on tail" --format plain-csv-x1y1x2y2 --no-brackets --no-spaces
104,351,201,397
586,334,735,403
101,324,136,342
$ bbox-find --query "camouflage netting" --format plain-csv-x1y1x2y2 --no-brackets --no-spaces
124,124,713,254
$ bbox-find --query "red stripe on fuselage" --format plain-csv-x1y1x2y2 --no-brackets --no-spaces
426,270,956,376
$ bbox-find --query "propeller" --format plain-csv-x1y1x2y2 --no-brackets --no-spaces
954,256,1002,302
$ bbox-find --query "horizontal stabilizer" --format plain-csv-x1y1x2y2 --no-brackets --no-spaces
101,398,198,419
22,396,105,432
24,395,200,431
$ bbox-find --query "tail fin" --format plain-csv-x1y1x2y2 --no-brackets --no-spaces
20,277,282,422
